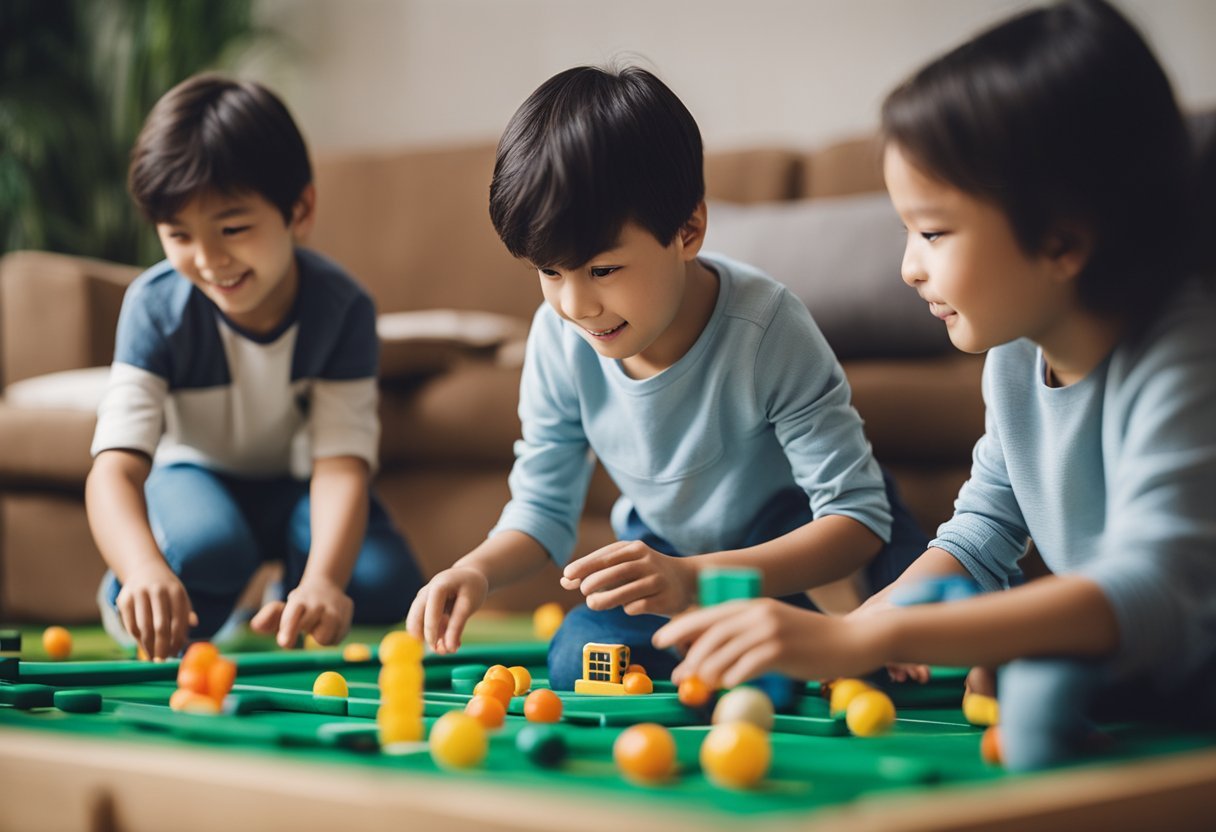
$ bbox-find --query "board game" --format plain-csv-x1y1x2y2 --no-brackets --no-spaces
3,629,1216,831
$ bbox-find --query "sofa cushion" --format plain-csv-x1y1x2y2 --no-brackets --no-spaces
377,309,528,380
703,193,951,360
0,403,96,487
4,366,109,411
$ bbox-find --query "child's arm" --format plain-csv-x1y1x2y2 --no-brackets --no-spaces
653,570,1119,687
251,455,367,647
406,530,552,654
85,449,196,660
561,514,880,616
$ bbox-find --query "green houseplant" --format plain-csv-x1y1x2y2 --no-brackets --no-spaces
1,0,275,266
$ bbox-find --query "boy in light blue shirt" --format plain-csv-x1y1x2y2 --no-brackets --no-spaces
406,65,925,688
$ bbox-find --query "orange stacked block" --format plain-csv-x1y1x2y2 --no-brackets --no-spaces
169,642,236,714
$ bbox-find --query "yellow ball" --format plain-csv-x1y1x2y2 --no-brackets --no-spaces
42,626,72,660
303,634,323,650
312,670,349,698
508,665,533,696
846,689,896,737
342,642,372,662
962,692,1000,726
379,631,424,665
429,711,488,768
379,663,424,694
700,722,771,789
828,678,873,716
532,602,564,640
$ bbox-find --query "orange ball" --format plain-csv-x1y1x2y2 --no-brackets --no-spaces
523,688,563,723
473,678,514,710
41,626,72,660
484,665,516,691
176,664,210,695
508,665,533,696
625,664,648,676
207,657,238,704
623,671,653,695
465,694,507,729
181,641,219,671
678,676,712,708
613,723,677,784
981,725,1003,766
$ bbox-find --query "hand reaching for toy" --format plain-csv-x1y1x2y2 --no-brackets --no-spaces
561,540,696,617
405,566,489,655
845,594,932,683
653,598,885,687
252,576,353,648
116,563,198,660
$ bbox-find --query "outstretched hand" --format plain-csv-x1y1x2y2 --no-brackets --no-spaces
561,540,695,617
251,577,353,648
405,566,489,654
652,598,885,687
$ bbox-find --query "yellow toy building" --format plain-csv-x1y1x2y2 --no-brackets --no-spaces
573,643,631,695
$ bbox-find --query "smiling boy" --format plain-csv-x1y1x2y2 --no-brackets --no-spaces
87,75,424,660
406,65,927,688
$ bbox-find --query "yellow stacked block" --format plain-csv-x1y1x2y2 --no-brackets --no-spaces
377,631,425,746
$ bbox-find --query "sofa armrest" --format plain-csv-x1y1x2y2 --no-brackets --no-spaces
0,251,138,387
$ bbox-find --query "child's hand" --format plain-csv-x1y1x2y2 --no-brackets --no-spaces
252,577,353,648
115,564,197,660
653,598,884,687
845,596,931,683
405,566,489,655
560,541,695,617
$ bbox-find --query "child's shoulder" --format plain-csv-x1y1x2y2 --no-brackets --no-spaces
1117,280,1216,374
698,251,799,326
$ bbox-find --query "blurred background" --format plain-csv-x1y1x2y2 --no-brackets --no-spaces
4,0,1215,267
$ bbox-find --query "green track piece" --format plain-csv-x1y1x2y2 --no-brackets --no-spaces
53,690,103,713
314,722,381,749
0,630,20,652
423,643,547,668
450,664,489,682
223,685,348,716
0,682,56,709
0,657,17,681
451,678,477,694
772,713,849,737
17,660,178,686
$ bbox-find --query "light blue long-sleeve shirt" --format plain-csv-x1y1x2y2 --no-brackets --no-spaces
492,252,892,566
932,283,1216,689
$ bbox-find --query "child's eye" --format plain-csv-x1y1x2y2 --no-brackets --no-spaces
920,231,944,242
222,225,251,236
539,268,560,278
166,231,189,242
590,266,619,278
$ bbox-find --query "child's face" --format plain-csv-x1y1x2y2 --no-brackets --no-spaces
535,215,707,377
155,187,315,334
883,145,1074,355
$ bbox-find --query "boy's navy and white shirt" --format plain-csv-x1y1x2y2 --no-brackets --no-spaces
91,248,380,479
492,251,893,565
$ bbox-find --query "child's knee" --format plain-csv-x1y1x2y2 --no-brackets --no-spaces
997,658,1101,771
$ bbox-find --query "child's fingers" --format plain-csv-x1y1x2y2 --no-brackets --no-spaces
423,585,453,652
276,600,307,648
250,600,285,634
310,613,341,647
405,588,428,642
589,576,661,613
150,588,174,661
577,559,649,598
678,614,765,686
132,593,155,659
443,590,478,653
562,541,642,581
651,603,728,650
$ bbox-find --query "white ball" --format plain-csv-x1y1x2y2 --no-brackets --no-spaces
711,687,775,732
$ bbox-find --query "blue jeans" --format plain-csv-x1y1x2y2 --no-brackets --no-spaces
997,657,1216,772
547,471,928,689
103,463,425,639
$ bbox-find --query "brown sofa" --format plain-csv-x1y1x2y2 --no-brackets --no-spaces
0,136,984,624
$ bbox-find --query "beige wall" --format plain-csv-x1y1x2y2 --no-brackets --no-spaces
253,0,1216,154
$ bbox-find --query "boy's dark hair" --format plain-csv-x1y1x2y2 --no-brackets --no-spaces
881,0,1192,323
128,74,312,225
489,65,704,269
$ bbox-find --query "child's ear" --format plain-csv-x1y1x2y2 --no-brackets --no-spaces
1043,221,1093,283
290,184,317,242
676,201,708,261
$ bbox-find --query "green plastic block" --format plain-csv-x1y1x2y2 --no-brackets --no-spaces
0,682,56,709
0,629,20,652
0,657,17,681
699,567,761,606
450,663,489,681
54,690,103,713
